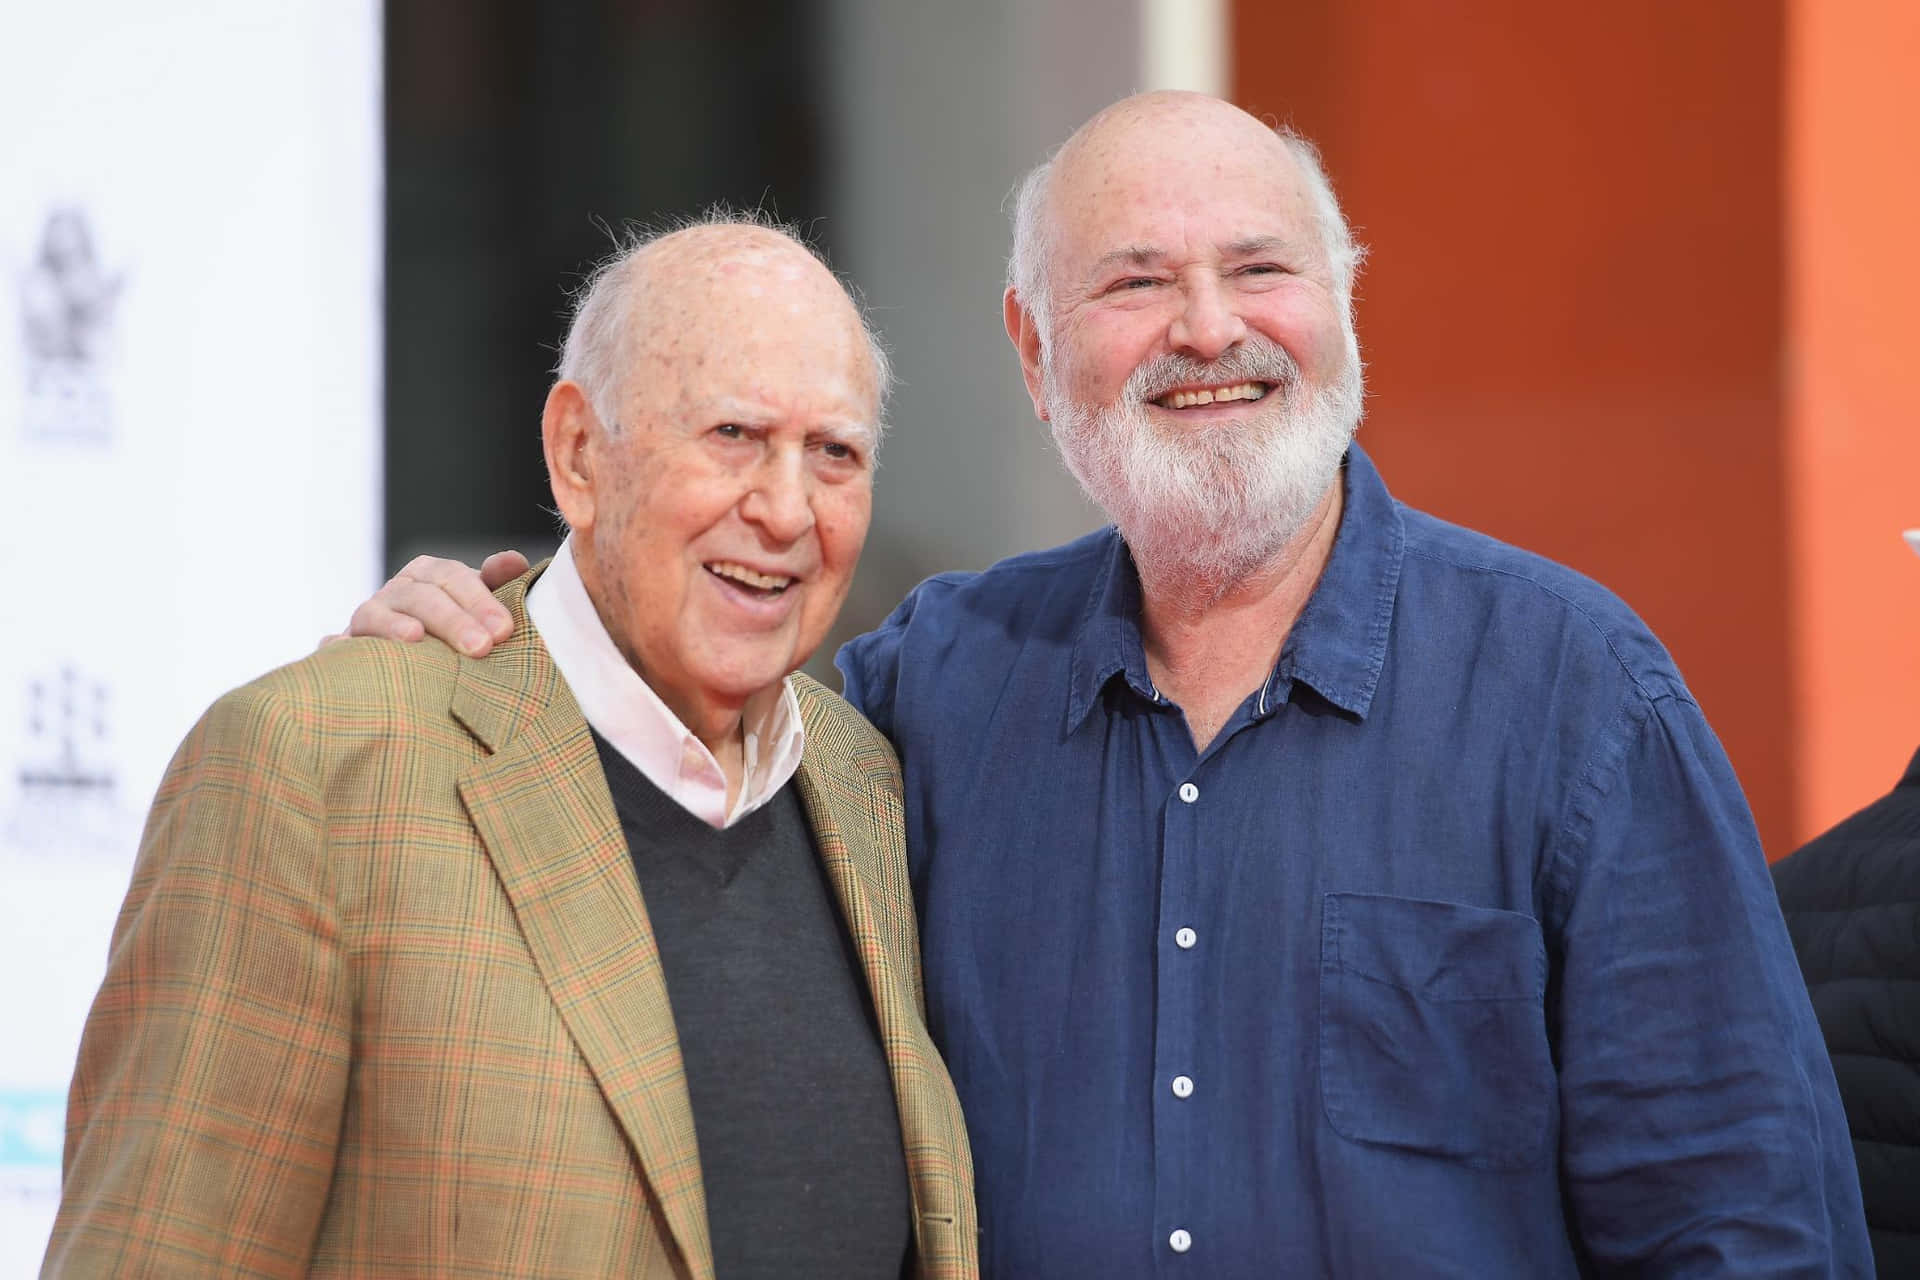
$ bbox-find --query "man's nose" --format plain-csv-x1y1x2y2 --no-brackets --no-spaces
740,449,816,542
1168,274,1246,360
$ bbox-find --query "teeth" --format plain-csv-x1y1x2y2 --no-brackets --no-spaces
1157,381,1268,410
708,561,793,591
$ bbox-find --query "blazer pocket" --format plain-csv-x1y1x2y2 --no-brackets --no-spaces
1319,891,1554,1170
914,1210,962,1274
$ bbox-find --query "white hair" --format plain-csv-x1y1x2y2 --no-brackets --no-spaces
554,207,894,437
1046,331,1363,600
1006,124,1366,349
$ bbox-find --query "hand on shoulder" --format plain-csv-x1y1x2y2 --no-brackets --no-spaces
320,550,529,656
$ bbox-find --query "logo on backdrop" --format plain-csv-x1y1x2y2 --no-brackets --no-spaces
3,664,131,859
19,206,123,446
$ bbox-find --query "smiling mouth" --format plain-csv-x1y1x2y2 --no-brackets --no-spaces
706,561,795,599
1152,381,1272,410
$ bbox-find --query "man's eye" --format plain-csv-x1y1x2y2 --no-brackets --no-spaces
1115,277,1159,291
819,440,861,464
713,423,746,440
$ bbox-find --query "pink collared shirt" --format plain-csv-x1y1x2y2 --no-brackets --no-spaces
525,538,806,829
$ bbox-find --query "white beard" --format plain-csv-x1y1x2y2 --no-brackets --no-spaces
1046,334,1364,587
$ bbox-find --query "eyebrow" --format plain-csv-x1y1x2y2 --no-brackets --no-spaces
818,420,880,451
1221,235,1301,260
1085,245,1167,279
708,398,880,450
1083,235,1307,281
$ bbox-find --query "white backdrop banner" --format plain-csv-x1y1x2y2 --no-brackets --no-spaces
0,2,381,1268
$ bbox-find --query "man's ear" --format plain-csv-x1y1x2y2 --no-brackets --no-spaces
543,381,600,531
1003,287,1050,423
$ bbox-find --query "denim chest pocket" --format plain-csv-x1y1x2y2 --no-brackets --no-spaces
1319,892,1555,1170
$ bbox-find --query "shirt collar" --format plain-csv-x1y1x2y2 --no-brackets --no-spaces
526,537,805,828
1064,441,1404,734
1064,533,1162,734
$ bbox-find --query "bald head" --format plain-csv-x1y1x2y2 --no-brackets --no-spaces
539,215,883,746
1007,92,1362,346
556,213,892,439
997,93,1367,590
1055,90,1272,178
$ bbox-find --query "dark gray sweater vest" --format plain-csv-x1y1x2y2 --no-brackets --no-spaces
591,732,911,1279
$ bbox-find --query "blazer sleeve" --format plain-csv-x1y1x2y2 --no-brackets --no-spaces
44,682,352,1278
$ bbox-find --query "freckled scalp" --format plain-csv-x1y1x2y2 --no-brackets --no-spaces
554,211,895,438
1007,92,1366,342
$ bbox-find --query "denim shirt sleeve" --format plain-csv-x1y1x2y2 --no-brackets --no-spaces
836,572,978,740
835,590,915,738
835,626,892,736
1548,689,1871,1274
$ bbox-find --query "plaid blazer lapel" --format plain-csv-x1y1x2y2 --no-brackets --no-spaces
789,678,959,1253
452,574,715,1280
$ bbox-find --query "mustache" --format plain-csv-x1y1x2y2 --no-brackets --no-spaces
1123,337,1301,403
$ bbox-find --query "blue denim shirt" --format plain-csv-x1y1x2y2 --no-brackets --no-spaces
838,445,1869,1278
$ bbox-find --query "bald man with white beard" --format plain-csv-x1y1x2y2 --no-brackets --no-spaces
353,94,1869,1277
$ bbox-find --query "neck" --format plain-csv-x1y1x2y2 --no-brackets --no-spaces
700,717,749,815
1135,480,1343,750
660,693,753,817
651,687,753,818
574,538,753,808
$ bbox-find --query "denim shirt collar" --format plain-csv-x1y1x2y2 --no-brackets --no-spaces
1064,442,1404,734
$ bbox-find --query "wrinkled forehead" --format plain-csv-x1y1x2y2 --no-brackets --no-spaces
641,230,831,321
1047,107,1320,276
626,239,877,414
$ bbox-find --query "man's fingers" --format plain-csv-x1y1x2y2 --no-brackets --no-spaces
386,614,427,643
426,556,516,642
479,550,531,591
341,554,525,656
347,571,492,656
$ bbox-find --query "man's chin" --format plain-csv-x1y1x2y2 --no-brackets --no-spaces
1120,518,1281,575
705,662,802,705
686,633,809,700
1112,461,1340,581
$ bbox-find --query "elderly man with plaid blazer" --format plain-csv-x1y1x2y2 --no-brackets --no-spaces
45,219,976,1279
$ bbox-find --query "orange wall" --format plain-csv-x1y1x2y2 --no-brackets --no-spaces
1785,0,1920,845
1234,2,1799,848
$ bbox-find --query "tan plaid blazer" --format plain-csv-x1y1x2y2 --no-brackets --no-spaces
45,570,976,1278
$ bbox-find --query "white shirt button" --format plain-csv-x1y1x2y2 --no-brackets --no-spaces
1171,1074,1194,1098
1175,927,1197,949
1169,1228,1192,1253
1178,782,1199,803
